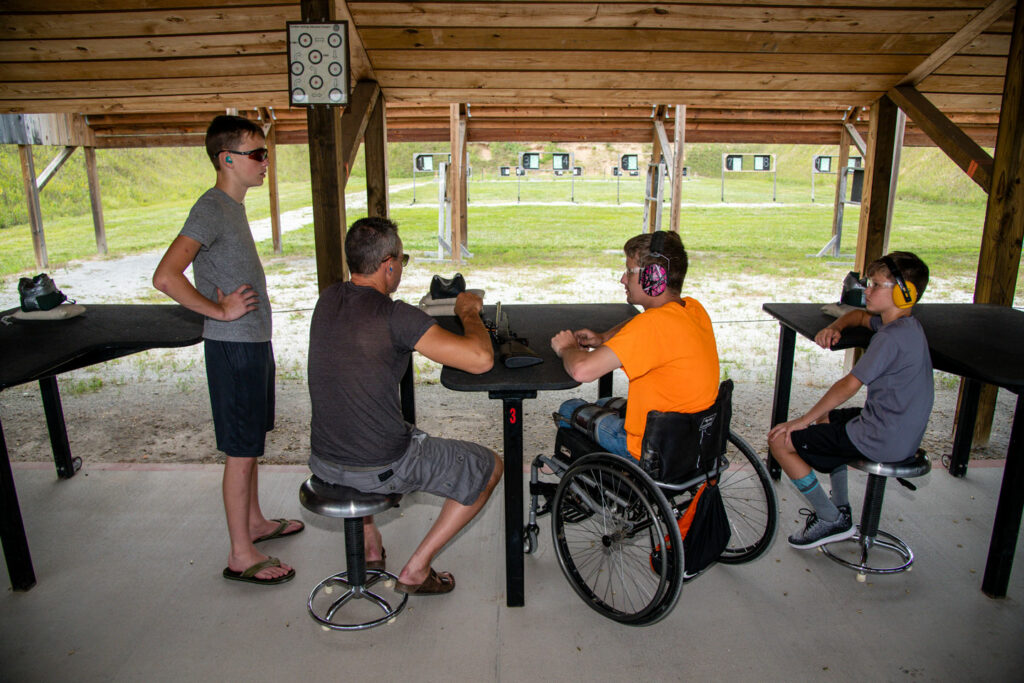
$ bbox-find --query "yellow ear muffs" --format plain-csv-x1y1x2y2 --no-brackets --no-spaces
893,279,917,309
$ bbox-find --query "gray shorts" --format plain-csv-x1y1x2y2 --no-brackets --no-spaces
313,427,495,507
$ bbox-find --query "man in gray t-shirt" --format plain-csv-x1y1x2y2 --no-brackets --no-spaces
769,252,933,550
307,216,503,596
154,115,300,586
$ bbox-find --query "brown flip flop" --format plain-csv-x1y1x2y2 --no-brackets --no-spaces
395,568,455,596
253,518,305,544
366,548,387,571
222,557,295,585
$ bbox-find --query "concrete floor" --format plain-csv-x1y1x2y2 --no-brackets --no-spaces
2,459,1022,682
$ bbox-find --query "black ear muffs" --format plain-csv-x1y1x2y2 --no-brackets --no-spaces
881,255,917,309
640,231,669,297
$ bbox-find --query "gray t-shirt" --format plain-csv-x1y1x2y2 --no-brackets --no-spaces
847,315,934,462
307,281,436,474
179,187,272,342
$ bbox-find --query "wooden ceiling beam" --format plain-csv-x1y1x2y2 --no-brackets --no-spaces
0,6,300,39
383,88,880,108
376,70,900,91
0,94,290,114
347,3,978,34
3,0,288,10
357,27,951,55
93,133,206,148
921,92,1004,109
935,55,1009,76
0,74,287,99
899,0,1016,86
366,50,925,75
889,84,994,191
0,34,287,62
0,56,286,81
86,123,999,149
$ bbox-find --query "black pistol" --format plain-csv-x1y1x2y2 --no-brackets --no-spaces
485,303,543,368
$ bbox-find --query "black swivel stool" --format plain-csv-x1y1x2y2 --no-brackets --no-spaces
822,449,930,581
299,476,407,630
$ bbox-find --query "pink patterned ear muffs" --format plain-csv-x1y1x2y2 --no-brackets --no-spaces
640,262,667,296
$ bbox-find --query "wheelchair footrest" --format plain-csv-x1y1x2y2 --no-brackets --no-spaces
530,481,558,517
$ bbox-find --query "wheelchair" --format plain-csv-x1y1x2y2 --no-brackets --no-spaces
524,380,777,626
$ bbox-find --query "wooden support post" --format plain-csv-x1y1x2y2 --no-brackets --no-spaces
264,119,282,254
845,119,868,157
648,105,665,233
18,144,47,269
340,80,381,186
84,147,107,255
449,103,467,263
854,96,900,275
36,146,76,192
831,115,853,249
884,108,907,254
364,88,389,219
970,0,1024,446
307,104,348,290
669,105,685,234
302,0,347,291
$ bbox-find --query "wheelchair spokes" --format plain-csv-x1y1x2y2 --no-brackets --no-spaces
552,455,683,625
716,431,778,563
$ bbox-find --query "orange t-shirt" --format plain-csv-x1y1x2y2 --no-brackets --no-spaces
603,298,719,459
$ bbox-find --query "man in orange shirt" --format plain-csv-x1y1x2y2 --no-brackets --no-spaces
552,230,720,460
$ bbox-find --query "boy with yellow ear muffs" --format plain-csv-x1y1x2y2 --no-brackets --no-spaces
768,251,931,549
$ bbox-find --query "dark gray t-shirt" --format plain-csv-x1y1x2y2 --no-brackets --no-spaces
179,187,272,342
307,281,436,473
847,315,934,462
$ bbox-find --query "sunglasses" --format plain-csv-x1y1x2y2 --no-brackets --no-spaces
222,147,270,163
383,254,411,267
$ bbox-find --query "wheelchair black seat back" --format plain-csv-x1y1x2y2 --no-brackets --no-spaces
529,380,777,626
640,379,732,484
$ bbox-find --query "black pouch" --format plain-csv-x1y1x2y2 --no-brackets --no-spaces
18,273,69,312
682,480,731,575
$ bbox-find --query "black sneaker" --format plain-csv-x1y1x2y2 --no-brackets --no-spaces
788,507,856,550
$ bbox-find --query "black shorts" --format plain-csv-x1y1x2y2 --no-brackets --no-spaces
790,407,866,473
205,339,275,457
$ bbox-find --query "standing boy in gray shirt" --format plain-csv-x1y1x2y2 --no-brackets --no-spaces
153,115,301,585
768,251,933,549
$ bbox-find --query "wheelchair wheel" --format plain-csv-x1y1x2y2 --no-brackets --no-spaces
551,453,683,625
716,431,778,564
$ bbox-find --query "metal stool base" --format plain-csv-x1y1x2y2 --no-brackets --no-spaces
307,568,408,631
822,528,914,578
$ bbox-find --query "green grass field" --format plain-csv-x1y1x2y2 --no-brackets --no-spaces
0,142,1011,302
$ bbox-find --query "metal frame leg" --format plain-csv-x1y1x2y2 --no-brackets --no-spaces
982,394,1024,598
0,417,36,591
768,324,796,479
39,376,79,479
949,378,981,478
500,395,525,607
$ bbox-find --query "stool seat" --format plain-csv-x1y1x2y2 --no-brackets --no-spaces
300,476,402,518
850,450,930,479
299,475,406,631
